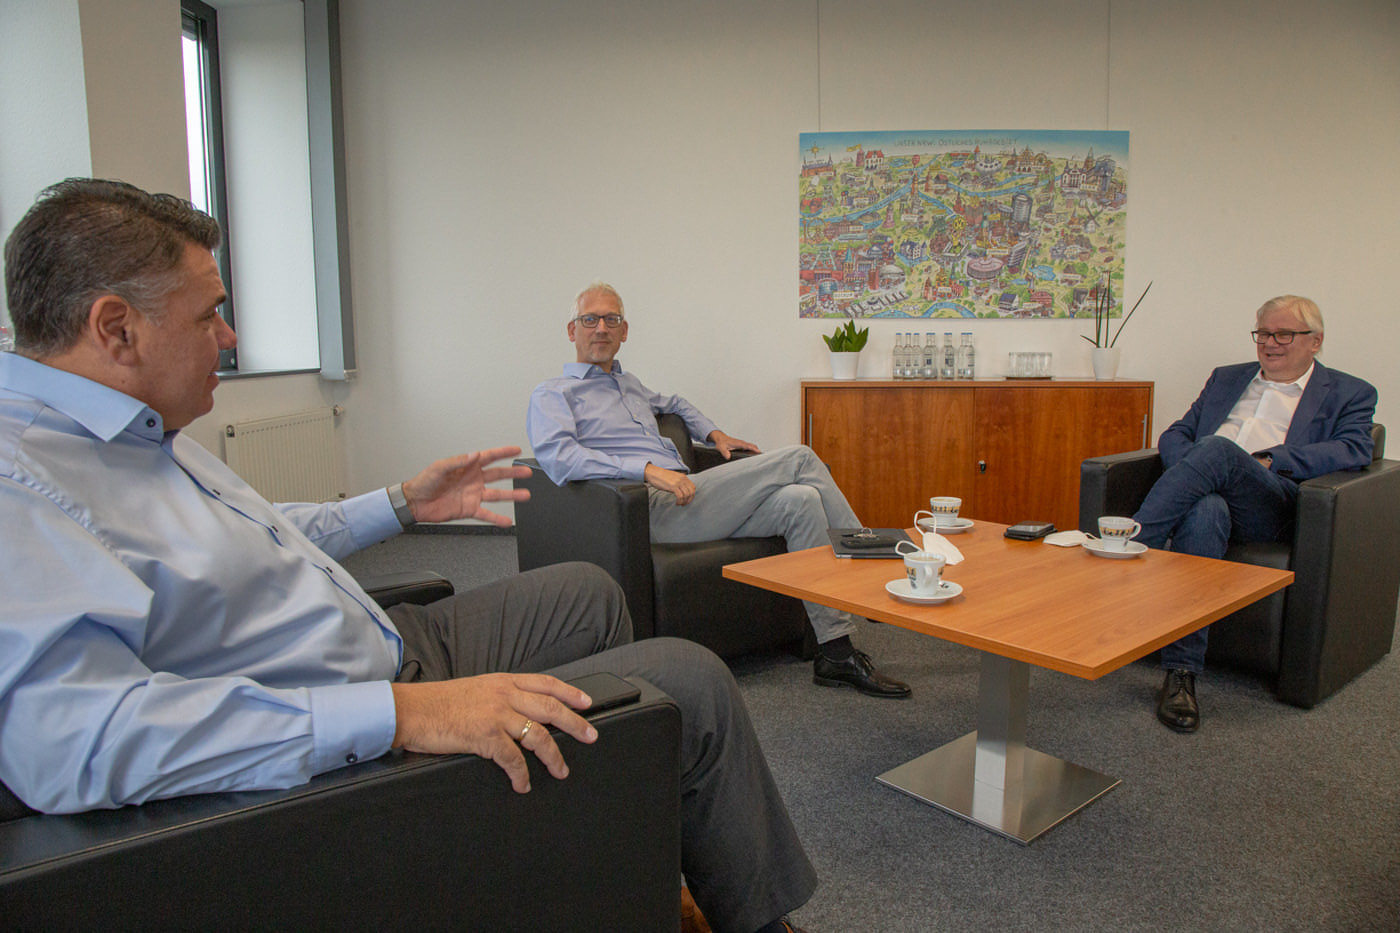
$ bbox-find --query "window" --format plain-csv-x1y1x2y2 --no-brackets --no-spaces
178,0,356,380
181,0,237,370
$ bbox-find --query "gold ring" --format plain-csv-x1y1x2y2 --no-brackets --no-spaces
518,719,534,743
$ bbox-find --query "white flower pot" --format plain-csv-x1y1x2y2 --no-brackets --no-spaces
828,351,861,380
1091,347,1121,381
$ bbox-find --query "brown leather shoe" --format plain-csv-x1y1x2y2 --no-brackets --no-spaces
681,886,712,933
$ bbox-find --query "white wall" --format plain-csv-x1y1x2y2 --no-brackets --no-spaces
333,0,1400,521
0,0,339,458
4,0,1397,523
0,0,91,324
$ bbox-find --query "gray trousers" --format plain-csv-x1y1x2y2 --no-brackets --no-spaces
387,561,816,933
646,444,861,644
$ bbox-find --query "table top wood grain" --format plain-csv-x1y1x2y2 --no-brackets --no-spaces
722,521,1293,680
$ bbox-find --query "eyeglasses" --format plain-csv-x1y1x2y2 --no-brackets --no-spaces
1251,329,1313,346
573,314,625,329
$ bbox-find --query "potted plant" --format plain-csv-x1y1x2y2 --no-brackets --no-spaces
1082,279,1152,380
822,319,869,380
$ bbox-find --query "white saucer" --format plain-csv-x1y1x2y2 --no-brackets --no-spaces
1082,538,1148,559
886,578,963,604
916,517,974,534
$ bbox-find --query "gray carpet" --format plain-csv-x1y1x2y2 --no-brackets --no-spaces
342,529,1400,932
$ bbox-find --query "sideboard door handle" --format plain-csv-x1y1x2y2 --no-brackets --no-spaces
978,460,987,474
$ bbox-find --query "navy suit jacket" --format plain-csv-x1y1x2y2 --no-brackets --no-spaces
1158,361,1377,483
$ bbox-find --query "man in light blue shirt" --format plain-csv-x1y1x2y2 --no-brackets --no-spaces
528,282,911,699
0,180,816,933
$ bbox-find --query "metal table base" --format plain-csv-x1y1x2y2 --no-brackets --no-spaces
877,652,1120,844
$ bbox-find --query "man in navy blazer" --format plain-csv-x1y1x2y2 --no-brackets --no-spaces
1135,295,1377,733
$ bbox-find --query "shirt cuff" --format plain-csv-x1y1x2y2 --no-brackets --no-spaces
624,456,658,480
342,488,405,549
309,680,397,774
690,417,719,442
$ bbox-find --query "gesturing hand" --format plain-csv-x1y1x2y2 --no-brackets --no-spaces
400,446,533,527
390,672,597,793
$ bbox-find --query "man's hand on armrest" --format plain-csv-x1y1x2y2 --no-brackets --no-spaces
644,463,697,505
390,673,597,794
708,430,761,460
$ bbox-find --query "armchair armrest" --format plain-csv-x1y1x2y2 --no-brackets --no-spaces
359,570,455,608
1078,449,1163,533
1,680,682,931
1279,458,1400,706
692,445,757,473
514,459,658,637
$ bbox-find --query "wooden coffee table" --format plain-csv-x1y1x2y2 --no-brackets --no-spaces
722,520,1293,843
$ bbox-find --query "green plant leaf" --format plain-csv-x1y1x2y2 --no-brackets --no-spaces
823,320,869,352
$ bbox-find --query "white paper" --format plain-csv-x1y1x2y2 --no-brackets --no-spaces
1044,530,1092,548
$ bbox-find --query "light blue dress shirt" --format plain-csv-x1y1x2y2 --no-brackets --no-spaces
0,352,403,813
527,361,718,485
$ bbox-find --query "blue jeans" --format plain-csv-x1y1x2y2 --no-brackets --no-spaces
1133,436,1297,672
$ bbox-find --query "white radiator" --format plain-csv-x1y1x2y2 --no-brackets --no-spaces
223,406,346,503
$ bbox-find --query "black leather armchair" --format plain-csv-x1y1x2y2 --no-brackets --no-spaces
1079,425,1400,707
0,573,682,931
515,413,813,659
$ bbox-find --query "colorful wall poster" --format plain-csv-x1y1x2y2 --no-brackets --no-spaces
799,130,1129,320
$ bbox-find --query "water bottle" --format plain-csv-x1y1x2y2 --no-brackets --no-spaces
891,333,903,379
941,333,956,380
956,333,976,380
922,333,936,379
0,325,13,353
900,333,915,379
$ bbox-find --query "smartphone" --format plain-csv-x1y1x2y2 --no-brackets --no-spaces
567,671,642,715
1004,521,1055,540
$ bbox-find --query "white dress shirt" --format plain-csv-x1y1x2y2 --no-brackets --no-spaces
1215,363,1313,454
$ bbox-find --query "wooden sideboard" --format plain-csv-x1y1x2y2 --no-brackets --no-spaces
801,378,1154,532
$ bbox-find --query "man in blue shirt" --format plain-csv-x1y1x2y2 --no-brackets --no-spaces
528,282,911,699
1135,296,1376,733
0,180,815,933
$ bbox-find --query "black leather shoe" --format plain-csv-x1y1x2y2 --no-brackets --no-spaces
813,649,911,698
1157,668,1200,733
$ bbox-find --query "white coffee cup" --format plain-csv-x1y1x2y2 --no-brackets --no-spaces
1097,515,1142,551
896,540,947,594
928,496,962,525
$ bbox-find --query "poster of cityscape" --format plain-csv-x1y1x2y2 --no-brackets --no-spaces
799,130,1129,321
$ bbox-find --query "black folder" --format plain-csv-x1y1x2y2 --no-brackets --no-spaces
826,527,915,559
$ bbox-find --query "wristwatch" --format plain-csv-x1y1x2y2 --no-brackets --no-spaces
387,482,416,528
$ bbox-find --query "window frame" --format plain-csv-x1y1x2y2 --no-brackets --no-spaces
181,0,238,371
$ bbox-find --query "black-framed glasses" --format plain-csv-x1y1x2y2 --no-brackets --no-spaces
1251,329,1312,345
573,313,625,329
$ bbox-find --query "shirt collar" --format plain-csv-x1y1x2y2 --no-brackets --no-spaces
0,352,166,441
1253,361,1314,393
562,359,625,379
